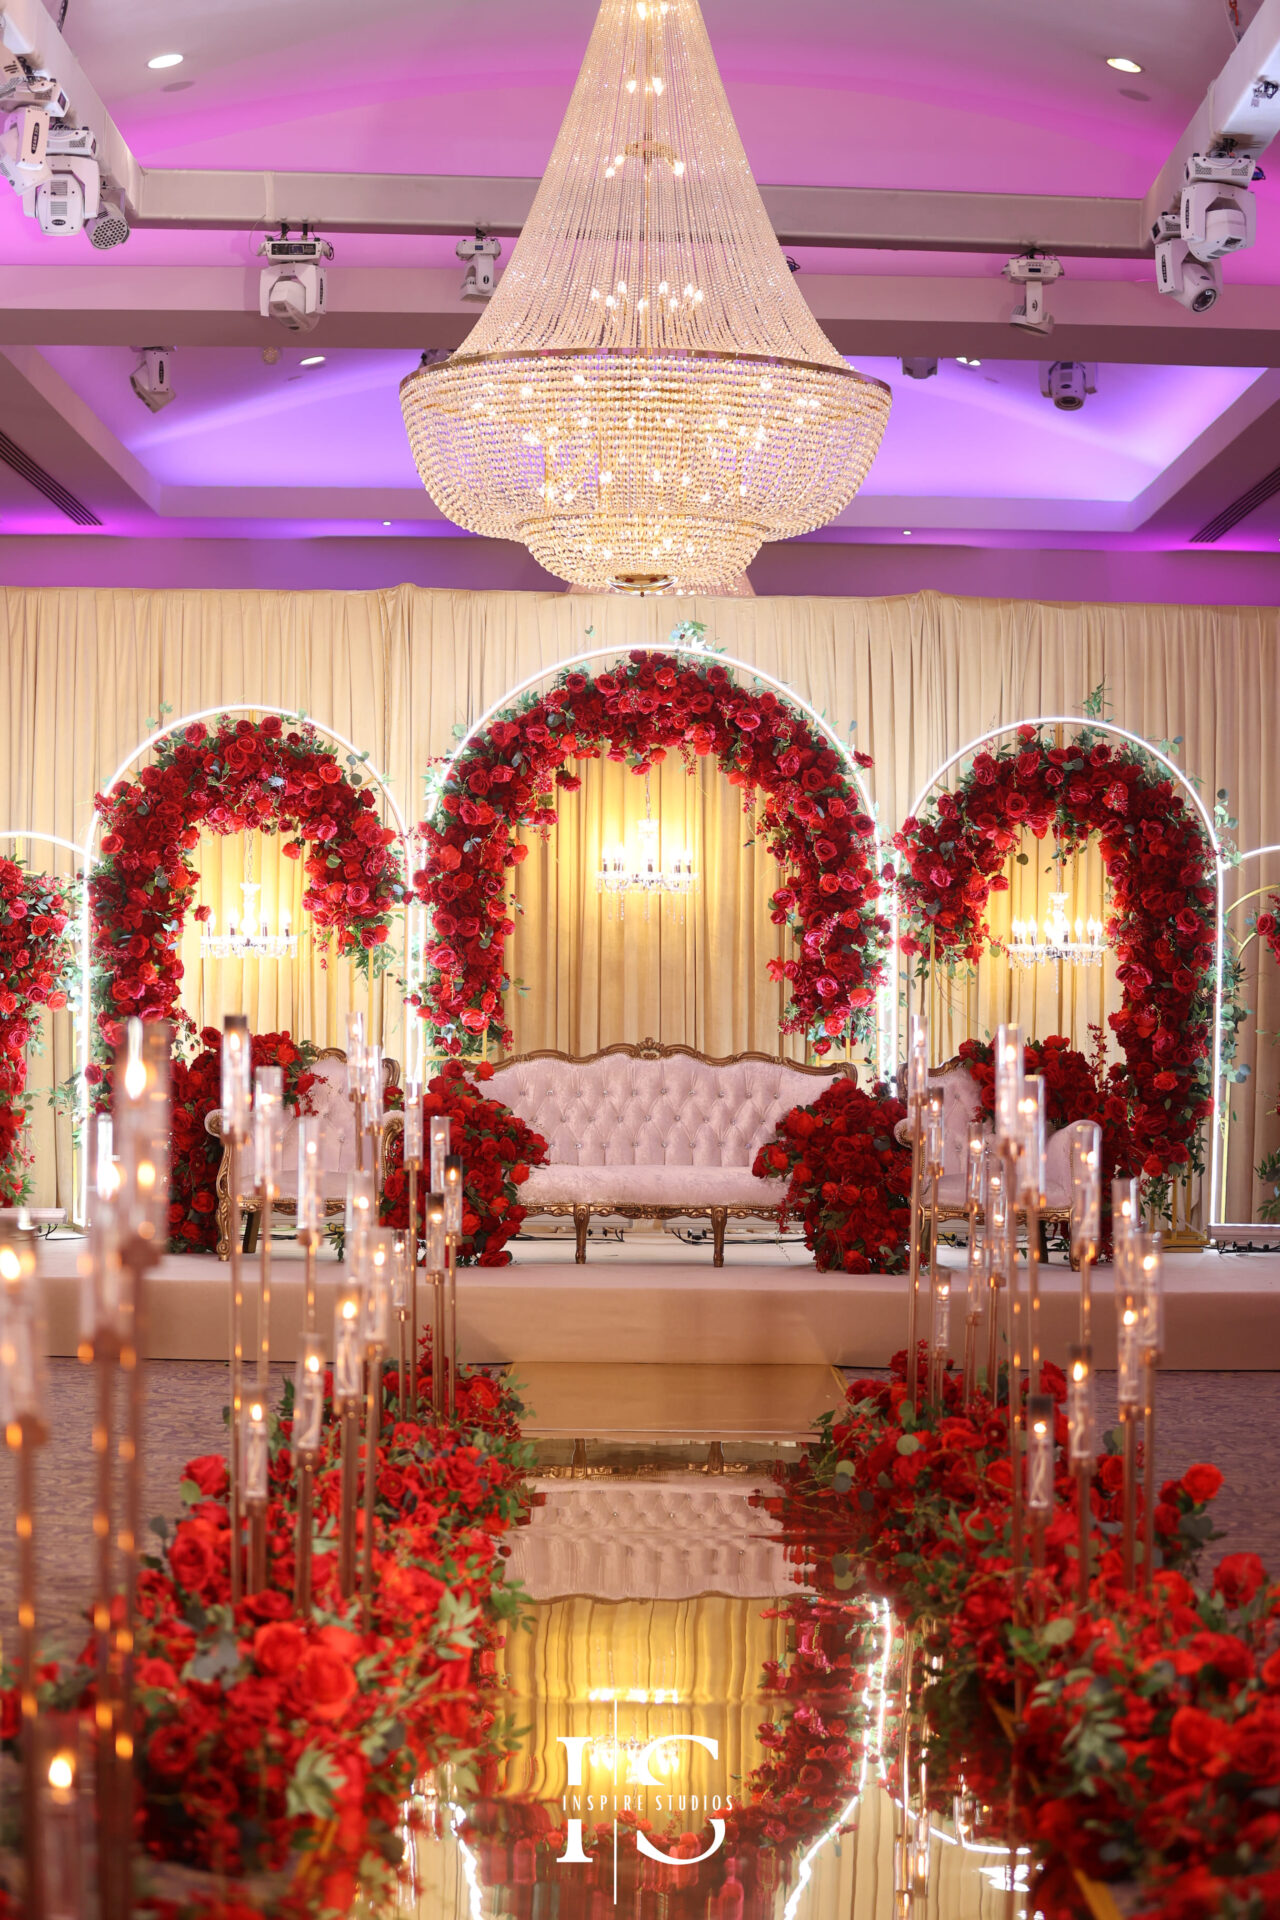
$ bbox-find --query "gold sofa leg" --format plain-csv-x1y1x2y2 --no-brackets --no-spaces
573,1205,590,1264
710,1207,727,1267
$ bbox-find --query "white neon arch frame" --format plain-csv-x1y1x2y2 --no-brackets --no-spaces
77,704,411,1177
1213,842,1280,1229
900,717,1229,1219
425,641,893,1076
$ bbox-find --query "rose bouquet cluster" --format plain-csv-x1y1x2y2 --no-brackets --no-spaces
770,1357,1280,1916
0,1341,532,1919
893,726,1218,1177
165,1027,319,1251
752,1077,912,1272
380,1059,548,1265
91,715,403,1053
416,647,887,1056
0,860,77,1204
1257,893,1280,966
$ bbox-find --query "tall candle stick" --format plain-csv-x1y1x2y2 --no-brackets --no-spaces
403,1082,424,1414
1116,1269,1142,1592
1,1228,46,1920
252,1066,284,1391
334,1286,363,1599
923,1094,944,1404
443,1155,463,1417
905,1013,927,1414
1067,1344,1095,1611
426,1191,446,1414
221,1015,251,1605
292,1333,325,1615
1137,1231,1164,1595
1070,1123,1102,1348
1018,1076,1046,1392
360,1235,392,1624
295,1116,322,1335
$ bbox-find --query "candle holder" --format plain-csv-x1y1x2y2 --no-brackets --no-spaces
333,1285,363,1599
34,1716,94,1920
1,1225,48,1920
994,1025,1026,1600
1137,1231,1164,1595
344,1168,375,1263
361,1042,387,1190
443,1155,463,1417
1070,1124,1102,1348
295,1115,323,1335
923,1092,945,1406
346,1010,366,1172
1066,1344,1095,1611
360,1235,393,1624
1026,1392,1054,1571
391,1236,410,1416
403,1080,425,1413
1116,1262,1142,1592
220,1014,252,1606
292,1333,326,1614
242,1396,270,1593
985,1164,1006,1396
1018,1076,1047,1394
962,1228,985,1404
904,1013,928,1415
252,1066,284,1396
425,1191,446,1415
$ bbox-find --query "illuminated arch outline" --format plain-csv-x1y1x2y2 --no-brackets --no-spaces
1213,842,1280,1228
897,715,1229,1220
423,640,892,1077
76,704,411,1170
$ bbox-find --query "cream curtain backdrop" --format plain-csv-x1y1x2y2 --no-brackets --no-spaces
1,584,1277,1220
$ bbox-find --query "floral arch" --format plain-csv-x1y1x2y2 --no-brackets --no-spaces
415,643,892,1068
0,830,80,1204
81,708,409,1079
892,717,1226,1190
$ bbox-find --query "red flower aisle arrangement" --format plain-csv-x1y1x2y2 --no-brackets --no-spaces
893,725,1219,1179
169,1027,319,1252
90,714,403,1055
0,860,78,1204
380,1059,548,1265
415,643,888,1055
772,1360,1280,1916
0,1348,533,1918
752,1078,912,1272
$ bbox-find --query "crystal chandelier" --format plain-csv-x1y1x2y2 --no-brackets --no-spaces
1008,893,1107,970
597,776,695,911
399,0,891,593
200,843,297,962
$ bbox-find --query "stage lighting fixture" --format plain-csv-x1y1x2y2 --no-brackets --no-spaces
130,346,176,412
258,228,332,333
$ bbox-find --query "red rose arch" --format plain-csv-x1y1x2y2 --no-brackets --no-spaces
89,713,405,1054
893,723,1219,1178
415,648,889,1057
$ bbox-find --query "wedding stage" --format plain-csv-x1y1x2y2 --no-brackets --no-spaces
35,1230,1280,1371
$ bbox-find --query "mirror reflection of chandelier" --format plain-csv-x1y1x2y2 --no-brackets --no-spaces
200,838,297,962
1008,891,1107,970
596,774,695,914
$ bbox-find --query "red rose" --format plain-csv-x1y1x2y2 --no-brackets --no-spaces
1213,1551,1266,1608
169,1519,221,1595
295,1643,359,1721
1168,1704,1237,1775
146,1720,200,1780
253,1619,307,1678
1180,1462,1223,1504
183,1454,228,1499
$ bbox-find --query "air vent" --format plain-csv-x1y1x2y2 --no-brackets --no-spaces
0,428,100,526
1191,461,1280,543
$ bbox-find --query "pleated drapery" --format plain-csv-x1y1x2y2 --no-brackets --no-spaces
2,584,1277,1220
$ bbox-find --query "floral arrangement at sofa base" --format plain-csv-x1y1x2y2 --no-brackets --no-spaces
90,713,403,1056
0,1338,532,1919
380,1059,548,1265
764,1354,1280,1918
752,1077,912,1272
416,641,888,1058
0,860,77,1205
893,724,1218,1178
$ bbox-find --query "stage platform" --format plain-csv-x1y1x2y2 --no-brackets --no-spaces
35,1228,1280,1371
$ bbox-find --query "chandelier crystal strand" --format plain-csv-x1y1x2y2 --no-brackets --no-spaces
400,0,890,591
1008,891,1107,970
201,838,298,963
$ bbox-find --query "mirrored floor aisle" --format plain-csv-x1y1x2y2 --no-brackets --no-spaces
405,1422,1026,1920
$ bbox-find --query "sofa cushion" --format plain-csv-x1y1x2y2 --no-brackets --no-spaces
521,1164,781,1208
488,1054,836,1173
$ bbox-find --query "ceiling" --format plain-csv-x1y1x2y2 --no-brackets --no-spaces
3,0,1280,570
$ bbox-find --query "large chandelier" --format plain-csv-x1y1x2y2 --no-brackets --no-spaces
400,0,891,593
597,779,695,912
200,842,297,963
1008,893,1107,970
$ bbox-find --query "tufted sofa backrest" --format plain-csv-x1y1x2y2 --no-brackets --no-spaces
487,1053,843,1169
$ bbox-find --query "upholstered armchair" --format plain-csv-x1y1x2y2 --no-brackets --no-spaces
894,1056,1094,1225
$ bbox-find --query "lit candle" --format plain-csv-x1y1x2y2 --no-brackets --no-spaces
221,1014,251,1143
295,1117,322,1236
115,1017,171,1245
1017,1076,1046,1207
1066,1345,1094,1466
362,1236,393,1353
1026,1394,1054,1515
907,1012,928,1108
242,1398,269,1504
253,1067,284,1196
966,1231,986,1321
404,1082,424,1168
1116,1291,1142,1410
426,1192,446,1272
924,1092,945,1178
1137,1231,1164,1357
334,1289,363,1404
965,1122,985,1207
345,1010,366,1091
292,1337,325,1457
1070,1124,1102,1263
429,1114,452,1191
443,1155,464,1239
994,1024,1023,1148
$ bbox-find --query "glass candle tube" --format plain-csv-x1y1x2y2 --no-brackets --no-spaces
0,1232,42,1425
1018,1076,1046,1207
403,1082,424,1168
242,1398,269,1502
1070,1123,1102,1262
293,1335,326,1456
296,1117,323,1235
965,1123,985,1207
1137,1230,1164,1355
390,1238,410,1315
345,1010,366,1090
907,1012,928,1107
429,1114,452,1190
116,1017,171,1243
1026,1393,1055,1514
426,1192,446,1270
253,1066,285,1196
924,1093,945,1177
221,1014,251,1141
966,1231,986,1320
1112,1177,1139,1254
994,1024,1024,1148
1066,1344,1095,1466
363,1235,393,1350
443,1155,464,1238
1116,1290,1142,1410
334,1289,363,1403
344,1170,375,1249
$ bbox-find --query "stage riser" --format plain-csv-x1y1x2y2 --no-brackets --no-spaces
39,1259,1280,1371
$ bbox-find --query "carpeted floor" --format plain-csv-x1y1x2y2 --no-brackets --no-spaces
2,1362,1277,1656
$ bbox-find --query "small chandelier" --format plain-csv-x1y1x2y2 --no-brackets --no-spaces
1008,893,1107,970
200,843,297,962
597,777,695,914
399,0,890,593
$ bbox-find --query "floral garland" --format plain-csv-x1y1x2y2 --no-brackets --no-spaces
380,1060,548,1266
168,1028,319,1252
893,725,1218,1178
90,715,403,1055
752,1078,912,1272
416,646,887,1055
0,860,78,1205
772,1356,1280,1916
0,1339,531,1918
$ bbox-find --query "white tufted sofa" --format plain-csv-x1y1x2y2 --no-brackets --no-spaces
206,1048,399,1259
487,1040,853,1264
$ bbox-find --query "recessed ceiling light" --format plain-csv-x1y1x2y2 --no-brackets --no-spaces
299,354,325,366
383,521,392,527
902,529,912,536
1106,56,1142,74
147,52,184,70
